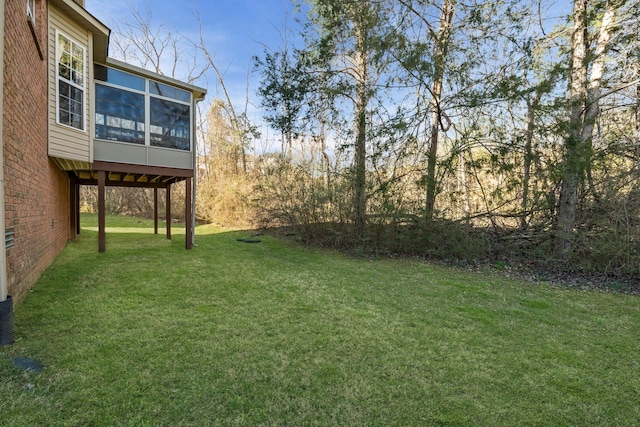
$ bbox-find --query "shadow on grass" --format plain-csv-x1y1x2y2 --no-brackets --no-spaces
76,213,261,253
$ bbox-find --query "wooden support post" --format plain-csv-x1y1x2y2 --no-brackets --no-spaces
154,188,159,235
69,177,78,241
76,178,81,235
166,184,172,240
98,170,106,253
185,178,192,249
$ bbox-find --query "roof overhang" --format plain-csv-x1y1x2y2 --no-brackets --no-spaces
49,0,110,62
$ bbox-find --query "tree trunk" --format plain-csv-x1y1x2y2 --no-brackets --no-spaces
424,0,454,223
353,19,369,238
581,3,614,145
521,92,541,230
556,0,615,257
635,82,640,160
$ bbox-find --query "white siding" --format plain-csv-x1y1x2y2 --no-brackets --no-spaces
47,5,91,162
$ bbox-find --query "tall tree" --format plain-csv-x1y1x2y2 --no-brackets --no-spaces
424,0,454,223
556,0,617,257
300,0,393,237
394,0,536,223
255,48,311,157
520,91,542,230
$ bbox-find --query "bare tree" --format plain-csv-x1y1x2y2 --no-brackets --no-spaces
196,14,257,174
110,5,208,82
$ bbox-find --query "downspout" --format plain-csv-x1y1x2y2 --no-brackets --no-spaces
0,0,14,347
0,0,8,301
191,95,205,248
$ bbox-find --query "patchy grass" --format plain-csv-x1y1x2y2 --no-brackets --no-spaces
1,214,639,425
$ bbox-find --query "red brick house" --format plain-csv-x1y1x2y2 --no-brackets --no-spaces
0,0,206,340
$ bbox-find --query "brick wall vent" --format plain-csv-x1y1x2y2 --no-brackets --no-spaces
5,229,15,251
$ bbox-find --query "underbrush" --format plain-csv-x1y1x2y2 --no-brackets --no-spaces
266,220,640,294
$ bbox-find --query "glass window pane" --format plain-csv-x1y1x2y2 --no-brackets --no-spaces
57,33,84,130
58,80,83,130
58,35,70,62
59,64,71,80
71,60,83,85
149,81,191,102
58,35,83,84
59,109,70,125
73,45,83,61
70,86,83,101
94,65,146,91
149,97,190,150
72,114,83,129
95,84,145,144
59,80,70,97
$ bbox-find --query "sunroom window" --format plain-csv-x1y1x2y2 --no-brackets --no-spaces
94,65,192,151
150,97,191,150
57,32,85,130
95,67,145,144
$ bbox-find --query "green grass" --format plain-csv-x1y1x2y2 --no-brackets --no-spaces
1,214,639,426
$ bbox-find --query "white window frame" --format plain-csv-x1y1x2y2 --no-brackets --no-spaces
55,30,86,132
26,0,35,24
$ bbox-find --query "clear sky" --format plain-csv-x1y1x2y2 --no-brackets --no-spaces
85,0,300,126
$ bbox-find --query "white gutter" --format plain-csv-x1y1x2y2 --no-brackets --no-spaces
0,0,8,302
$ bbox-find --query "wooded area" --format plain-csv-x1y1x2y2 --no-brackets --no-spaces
95,0,640,276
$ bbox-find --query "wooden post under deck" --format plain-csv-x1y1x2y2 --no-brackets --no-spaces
76,178,81,236
69,176,78,241
98,170,106,253
185,177,192,249
166,183,172,240
153,188,159,235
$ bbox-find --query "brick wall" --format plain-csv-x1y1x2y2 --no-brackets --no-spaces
4,0,71,305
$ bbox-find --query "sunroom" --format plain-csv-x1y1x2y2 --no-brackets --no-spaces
91,60,204,252
47,0,206,252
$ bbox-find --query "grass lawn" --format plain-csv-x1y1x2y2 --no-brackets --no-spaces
1,214,639,426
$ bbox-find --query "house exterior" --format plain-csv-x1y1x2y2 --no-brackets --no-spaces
0,0,206,318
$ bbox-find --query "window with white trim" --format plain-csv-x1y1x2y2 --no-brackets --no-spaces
26,0,36,24
56,32,85,130
95,65,192,151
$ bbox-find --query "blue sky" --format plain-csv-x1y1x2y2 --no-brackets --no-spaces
85,0,300,126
